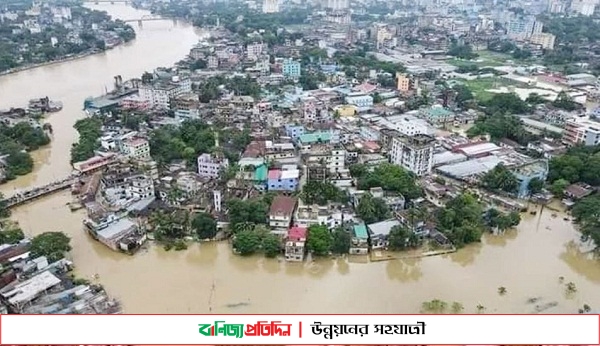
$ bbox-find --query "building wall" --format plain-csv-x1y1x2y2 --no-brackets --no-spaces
390,136,435,176
283,60,302,78
267,177,299,191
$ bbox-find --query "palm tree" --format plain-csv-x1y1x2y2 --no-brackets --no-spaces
451,302,464,313
235,221,255,234
498,286,507,295
566,282,577,293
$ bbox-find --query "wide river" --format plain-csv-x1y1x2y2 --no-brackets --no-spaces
0,4,599,314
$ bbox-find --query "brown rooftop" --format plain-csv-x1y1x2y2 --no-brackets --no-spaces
269,195,298,216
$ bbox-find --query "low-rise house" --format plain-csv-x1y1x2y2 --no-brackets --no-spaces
368,219,401,250
564,183,593,201
268,195,297,229
350,223,369,255
285,226,306,262
83,212,146,253
264,141,296,161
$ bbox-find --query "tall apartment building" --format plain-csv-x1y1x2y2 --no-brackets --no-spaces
246,42,266,60
390,134,436,176
507,17,543,40
263,0,279,13
282,59,302,78
562,117,600,146
570,0,598,16
396,73,411,92
325,0,349,10
547,0,566,13
530,33,556,50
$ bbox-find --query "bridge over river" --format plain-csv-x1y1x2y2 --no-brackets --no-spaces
3,176,76,209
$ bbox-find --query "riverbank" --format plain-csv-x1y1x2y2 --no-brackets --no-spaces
0,46,122,77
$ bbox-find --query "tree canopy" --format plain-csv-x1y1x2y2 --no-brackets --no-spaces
436,193,485,247
149,119,215,167
356,193,390,225
466,113,537,145
481,164,519,194
30,232,72,262
227,198,268,232
571,194,600,251
71,117,102,163
306,224,332,256
388,225,421,251
300,181,347,205
192,212,218,239
352,163,422,200
548,146,600,186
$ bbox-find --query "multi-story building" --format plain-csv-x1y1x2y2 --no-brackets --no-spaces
547,0,566,13
138,76,192,109
263,0,280,13
246,42,266,60
396,73,411,92
345,94,373,109
570,0,598,16
390,134,436,176
197,153,229,179
269,195,297,228
121,137,151,161
562,117,600,146
267,168,300,191
171,93,200,119
101,164,155,202
507,16,543,40
285,227,307,262
302,97,329,123
325,0,349,10
283,59,302,78
284,124,305,140
530,33,556,50
264,141,296,161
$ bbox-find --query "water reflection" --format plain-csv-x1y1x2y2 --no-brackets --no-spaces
447,242,483,267
185,242,218,266
306,258,334,278
262,258,281,274
484,228,519,247
336,257,350,275
386,257,422,282
560,241,600,283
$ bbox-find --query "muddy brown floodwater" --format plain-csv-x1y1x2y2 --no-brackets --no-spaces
1,4,600,314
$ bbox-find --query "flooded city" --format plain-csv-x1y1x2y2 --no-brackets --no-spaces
0,3,599,314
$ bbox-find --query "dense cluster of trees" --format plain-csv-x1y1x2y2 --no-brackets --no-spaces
232,224,280,257
0,122,50,179
542,16,600,67
300,181,347,205
0,5,135,72
356,193,390,224
571,194,600,251
350,163,422,200
482,93,531,115
333,49,405,76
436,193,485,247
226,198,268,232
0,222,24,245
466,113,535,145
195,75,261,102
306,224,354,256
149,119,215,167
388,225,421,251
448,43,478,60
548,146,600,187
148,210,220,249
70,117,102,163
30,231,71,263
481,164,519,194
552,91,579,111
485,208,521,232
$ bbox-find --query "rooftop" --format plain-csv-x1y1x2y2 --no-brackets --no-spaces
1,271,61,306
353,223,369,239
269,195,298,216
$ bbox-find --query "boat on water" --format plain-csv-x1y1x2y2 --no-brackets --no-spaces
28,96,63,113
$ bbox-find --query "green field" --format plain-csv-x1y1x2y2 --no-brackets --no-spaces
447,50,515,68
454,77,519,102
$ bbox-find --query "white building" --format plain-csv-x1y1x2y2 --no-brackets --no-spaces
325,0,349,10
563,117,600,146
570,0,598,16
197,153,229,179
121,137,150,161
263,0,280,13
246,42,266,60
390,134,436,176
345,94,373,109
138,76,192,109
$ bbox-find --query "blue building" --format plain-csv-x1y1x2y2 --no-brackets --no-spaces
283,59,302,78
512,160,549,198
267,169,300,191
285,124,305,140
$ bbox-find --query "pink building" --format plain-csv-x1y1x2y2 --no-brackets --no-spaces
285,226,307,262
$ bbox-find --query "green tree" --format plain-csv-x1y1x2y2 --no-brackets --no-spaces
0,192,10,218
226,198,268,232
388,225,420,250
436,193,485,247
0,227,24,245
481,164,519,193
192,212,218,239
29,232,71,262
306,224,332,256
262,233,281,258
300,181,347,205
356,163,422,200
553,91,578,111
549,178,570,198
331,227,351,254
356,193,390,224
528,177,544,194
233,229,262,256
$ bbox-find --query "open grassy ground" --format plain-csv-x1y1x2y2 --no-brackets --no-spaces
447,50,514,68
453,76,519,102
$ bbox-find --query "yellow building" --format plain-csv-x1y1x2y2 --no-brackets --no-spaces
530,33,556,50
334,104,358,117
396,73,410,92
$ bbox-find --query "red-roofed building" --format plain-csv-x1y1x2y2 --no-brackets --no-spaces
268,169,281,180
269,195,297,229
285,226,307,262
